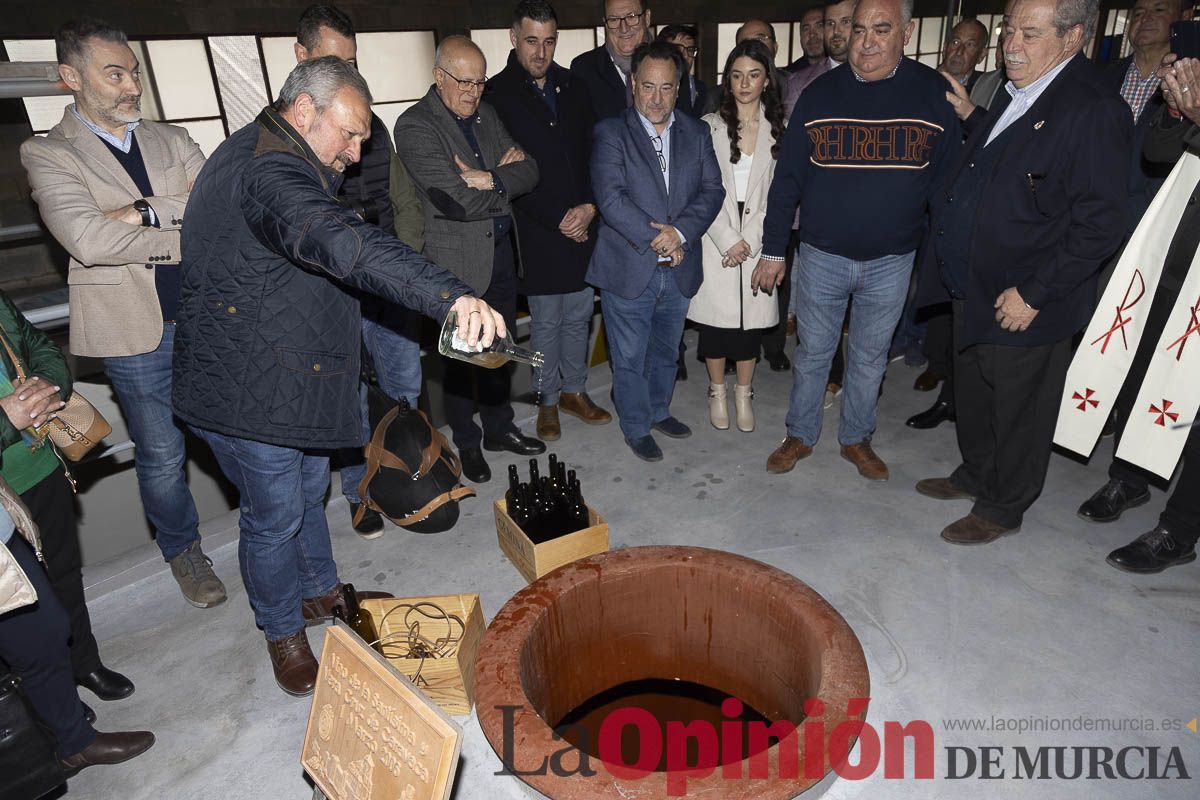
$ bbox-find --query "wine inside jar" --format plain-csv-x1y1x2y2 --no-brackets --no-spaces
438,309,545,369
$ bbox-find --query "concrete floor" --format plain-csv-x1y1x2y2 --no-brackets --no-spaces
69,344,1199,800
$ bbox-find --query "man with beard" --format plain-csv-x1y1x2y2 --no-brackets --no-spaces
786,6,828,72
20,18,226,616
486,0,612,441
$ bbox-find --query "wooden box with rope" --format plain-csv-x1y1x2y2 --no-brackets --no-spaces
360,595,485,716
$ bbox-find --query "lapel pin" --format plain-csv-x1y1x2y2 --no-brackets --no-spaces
1033,120,1045,130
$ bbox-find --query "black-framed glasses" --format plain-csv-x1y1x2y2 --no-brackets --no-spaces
680,45,699,57
650,135,666,173
437,66,487,92
604,10,646,29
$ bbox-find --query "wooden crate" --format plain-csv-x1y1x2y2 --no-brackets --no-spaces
361,594,484,717
494,499,609,584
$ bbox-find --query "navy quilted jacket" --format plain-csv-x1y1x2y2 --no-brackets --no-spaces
173,108,471,449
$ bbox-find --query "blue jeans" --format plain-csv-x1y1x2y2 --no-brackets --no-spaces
341,308,422,504
787,244,914,445
190,428,338,640
600,268,690,440
103,323,200,561
528,288,595,405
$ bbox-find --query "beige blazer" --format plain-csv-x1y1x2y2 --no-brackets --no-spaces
20,109,206,358
687,109,780,331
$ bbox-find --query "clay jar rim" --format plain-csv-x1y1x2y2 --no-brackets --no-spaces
474,545,871,798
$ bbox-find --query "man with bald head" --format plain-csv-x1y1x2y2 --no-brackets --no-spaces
941,18,989,92
571,0,654,121
395,36,544,484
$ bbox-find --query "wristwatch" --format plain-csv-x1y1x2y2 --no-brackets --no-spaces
132,199,152,227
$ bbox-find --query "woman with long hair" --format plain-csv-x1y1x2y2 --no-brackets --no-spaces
687,39,786,432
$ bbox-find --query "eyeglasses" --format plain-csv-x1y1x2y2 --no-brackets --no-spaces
650,135,665,173
604,10,646,29
679,45,699,57
437,66,487,92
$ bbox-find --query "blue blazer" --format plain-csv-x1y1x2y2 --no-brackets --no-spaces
586,108,724,300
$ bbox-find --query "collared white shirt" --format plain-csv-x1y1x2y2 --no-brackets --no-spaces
986,57,1073,146
71,104,140,154
827,56,843,71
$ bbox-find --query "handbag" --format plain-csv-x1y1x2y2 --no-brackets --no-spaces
0,325,111,462
353,384,475,534
0,672,66,799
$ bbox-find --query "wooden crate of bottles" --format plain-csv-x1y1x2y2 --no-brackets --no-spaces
494,499,609,584
360,594,485,716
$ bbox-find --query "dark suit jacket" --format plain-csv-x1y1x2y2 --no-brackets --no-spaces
570,45,627,122
675,74,709,118
585,108,724,300
485,53,596,295
394,87,539,294
923,54,1132,348
1103,55,1173,233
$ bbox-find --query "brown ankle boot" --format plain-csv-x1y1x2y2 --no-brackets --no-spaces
267,630,318,696
766,437,812,474
558,392,612,424
536,404,561,440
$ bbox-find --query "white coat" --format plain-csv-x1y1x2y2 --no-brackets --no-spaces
686,107,780,331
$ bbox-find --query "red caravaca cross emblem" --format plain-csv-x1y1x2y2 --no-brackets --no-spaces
1090,269,1145,354
1165,294,1200,361
1149,400,1180,427
1072,388,1100,411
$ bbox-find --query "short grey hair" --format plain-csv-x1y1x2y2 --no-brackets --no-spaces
853,0,915,26
275,55,372,112
1053,0,1100,44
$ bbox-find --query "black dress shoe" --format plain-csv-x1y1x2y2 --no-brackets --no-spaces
1078,479,1150,523
83,702,96,725
1107,525,1197,573
766,352,791,371
59,731,155,777
483,430,546,456
906,399,955,429
459,447,491,483
77,668,134,701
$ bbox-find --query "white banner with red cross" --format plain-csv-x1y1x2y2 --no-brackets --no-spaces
1054,150,1200,479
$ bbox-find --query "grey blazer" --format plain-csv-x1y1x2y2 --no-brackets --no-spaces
394,87,539,294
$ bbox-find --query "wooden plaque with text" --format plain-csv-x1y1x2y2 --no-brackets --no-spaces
302,623,462,800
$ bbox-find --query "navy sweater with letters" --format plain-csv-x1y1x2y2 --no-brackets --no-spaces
762,58,960,261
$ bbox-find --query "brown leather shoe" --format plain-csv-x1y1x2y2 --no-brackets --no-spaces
766,437,813,474
913,370,944,392
915,477,974,500
840,442,889,481
941,514,1019,545
301,583,393,622
536,404,561,440
268,630,318,696
785,313,797,338
559,392,612,424
59,731,156,777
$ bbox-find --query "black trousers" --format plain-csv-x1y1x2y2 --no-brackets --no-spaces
20,468,101,679
949,304,1073,529
762,232,797,358
0,535,94,757
922,306,955,405
443,234,518,451
1107,283,1200,546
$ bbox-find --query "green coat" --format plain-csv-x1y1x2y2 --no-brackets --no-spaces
0,291,73,463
